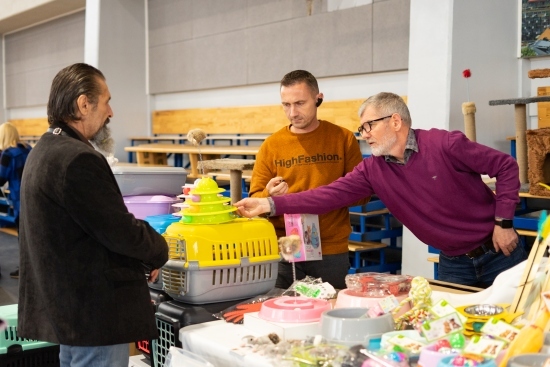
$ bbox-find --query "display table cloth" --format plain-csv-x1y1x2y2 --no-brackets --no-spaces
179,320,276,367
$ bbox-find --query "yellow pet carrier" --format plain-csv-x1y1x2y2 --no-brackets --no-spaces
162,218,280,304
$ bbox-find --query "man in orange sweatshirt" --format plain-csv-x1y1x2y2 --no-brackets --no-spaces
249,70,366,289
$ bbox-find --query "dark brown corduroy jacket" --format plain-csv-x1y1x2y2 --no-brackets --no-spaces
17,126,168,346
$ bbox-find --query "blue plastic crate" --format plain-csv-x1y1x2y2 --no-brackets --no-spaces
513,210,544,231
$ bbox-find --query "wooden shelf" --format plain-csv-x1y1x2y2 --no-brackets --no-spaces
348,240,388,252
517,229,537,237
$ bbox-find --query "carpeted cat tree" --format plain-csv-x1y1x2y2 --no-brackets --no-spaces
527,69,550,196
490,69,550,192
527,128,550,196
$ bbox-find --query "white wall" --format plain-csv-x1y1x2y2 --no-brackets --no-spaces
403,0,454,279
85,0,148,161
448,0,519,153
406,0,454,132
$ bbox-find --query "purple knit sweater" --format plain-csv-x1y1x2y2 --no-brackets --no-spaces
272,129,520,256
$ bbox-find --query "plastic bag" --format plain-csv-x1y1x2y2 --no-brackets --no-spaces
339,346,411,367
163,346,214,367
282,275,337,299
345,273,412,297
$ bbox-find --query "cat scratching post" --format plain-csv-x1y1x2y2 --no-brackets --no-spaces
462,102,477,141
526,128,550,196
528,68,550,79
489,96,550,184
198,158,255,203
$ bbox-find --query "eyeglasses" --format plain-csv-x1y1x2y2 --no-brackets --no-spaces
357,115,393,134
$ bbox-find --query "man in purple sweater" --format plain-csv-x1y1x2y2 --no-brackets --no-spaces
235,92,526,288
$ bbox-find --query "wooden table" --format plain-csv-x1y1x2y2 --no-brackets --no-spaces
124,143,260,178
127,134,268,162
198,158,255,203
428,279,483,294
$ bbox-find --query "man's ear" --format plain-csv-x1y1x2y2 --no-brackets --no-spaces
76,94,89,116
390,113,403,131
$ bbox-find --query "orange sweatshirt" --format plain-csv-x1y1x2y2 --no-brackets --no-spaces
249,120,365,255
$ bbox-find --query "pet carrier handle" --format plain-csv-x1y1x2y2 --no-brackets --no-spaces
155,313,180,326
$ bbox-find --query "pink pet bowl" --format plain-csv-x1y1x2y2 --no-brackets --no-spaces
258,296,332,323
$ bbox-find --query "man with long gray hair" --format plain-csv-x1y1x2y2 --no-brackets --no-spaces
18,63,168,367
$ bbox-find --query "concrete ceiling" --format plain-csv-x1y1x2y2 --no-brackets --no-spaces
0,0,85,34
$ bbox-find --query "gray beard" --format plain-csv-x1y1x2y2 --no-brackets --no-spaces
90,124,115,155
370,126,397,157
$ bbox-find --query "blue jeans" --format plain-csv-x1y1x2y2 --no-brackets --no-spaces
59,343,129,367
276,252,350,289
438,242,527,288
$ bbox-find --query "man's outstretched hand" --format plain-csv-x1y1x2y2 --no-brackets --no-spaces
234,198,271,218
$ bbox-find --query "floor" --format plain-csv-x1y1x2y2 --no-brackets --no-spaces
0,226,20,306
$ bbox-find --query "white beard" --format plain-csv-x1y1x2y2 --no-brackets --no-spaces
91,124,115,155
91,124,118,167
370,131,397,157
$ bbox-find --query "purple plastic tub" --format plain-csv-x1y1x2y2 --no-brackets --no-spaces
124,195,181,219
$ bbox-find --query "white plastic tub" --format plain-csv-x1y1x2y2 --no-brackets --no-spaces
112,164,187,196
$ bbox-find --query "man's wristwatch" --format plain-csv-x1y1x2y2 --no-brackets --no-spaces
494,219,513,228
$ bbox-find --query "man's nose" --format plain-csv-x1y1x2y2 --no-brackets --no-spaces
361,130,372,139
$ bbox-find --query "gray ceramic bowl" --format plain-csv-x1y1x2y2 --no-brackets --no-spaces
321,307,394,347
507,353,550,367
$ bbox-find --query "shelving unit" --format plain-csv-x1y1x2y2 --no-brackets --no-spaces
347,199,403,274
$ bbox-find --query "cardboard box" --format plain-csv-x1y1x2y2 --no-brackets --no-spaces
243,312,321,340
284,214,322,262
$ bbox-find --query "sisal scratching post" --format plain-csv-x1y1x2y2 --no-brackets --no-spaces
229,169,242,204
198,158,255,203
514,104,528,184
527,128,550,196
462,102,477,141
528,69,550,79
